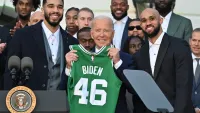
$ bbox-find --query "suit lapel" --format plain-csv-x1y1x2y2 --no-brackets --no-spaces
167,13,181,37
120,17,131,49
32,21,46,56
140,40,153,76
154,34,169,80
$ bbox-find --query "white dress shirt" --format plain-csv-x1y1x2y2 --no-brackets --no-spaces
65,46,123,76
161,11,172,33
42,22,60,64
73,32,77,39
192,53,200,75
113,16,128,49
149,32,164,75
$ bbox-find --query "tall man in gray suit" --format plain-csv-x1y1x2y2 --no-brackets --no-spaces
155,0,193,42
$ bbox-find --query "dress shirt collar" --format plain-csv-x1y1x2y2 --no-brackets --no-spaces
161,11,172,20
41,21,60,39
192,53,200,60
149,32,165,46
113,16,128,24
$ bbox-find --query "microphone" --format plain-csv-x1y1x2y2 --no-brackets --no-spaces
21,57,33,84
8,56,20,81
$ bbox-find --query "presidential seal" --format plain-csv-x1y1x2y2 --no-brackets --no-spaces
6,86,36,113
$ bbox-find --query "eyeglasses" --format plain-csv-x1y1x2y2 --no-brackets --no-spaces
128,26,142,31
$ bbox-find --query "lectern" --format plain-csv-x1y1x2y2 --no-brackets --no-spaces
0,90,69,113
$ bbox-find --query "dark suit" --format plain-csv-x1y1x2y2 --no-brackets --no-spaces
120,17,131,50
167,13,193,42
3,21,78,90
132,33,194,113
0,27,11,89
192,62,200,109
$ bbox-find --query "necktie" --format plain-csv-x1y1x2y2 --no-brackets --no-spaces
195,58,200,84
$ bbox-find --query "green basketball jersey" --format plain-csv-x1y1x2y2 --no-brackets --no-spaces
67,44,122,113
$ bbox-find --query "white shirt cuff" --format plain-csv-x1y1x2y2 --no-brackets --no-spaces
65,67,70,76
114,59,122,69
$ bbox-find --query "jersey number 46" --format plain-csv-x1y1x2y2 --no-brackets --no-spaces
74,78,107,106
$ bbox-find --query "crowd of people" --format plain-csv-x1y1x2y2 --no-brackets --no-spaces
0,0,200,113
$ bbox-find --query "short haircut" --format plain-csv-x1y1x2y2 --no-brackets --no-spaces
129,18,140,26
13,0,40,10
78,7,94,18
65,7,79,17
91,15,114,30
77,27,91,39
43,0,64,6
191,28,200,39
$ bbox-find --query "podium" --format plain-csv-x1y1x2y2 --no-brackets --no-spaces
0,90,69,113
123,70,174,113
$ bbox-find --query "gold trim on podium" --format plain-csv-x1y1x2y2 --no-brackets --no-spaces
6,86,36,113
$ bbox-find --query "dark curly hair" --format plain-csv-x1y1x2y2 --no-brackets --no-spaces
12,0,41,11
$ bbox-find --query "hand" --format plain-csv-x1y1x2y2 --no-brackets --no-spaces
195,108,200,113
107,47,120,64
65,50,78,69
10,21,23,37
0,40,7,54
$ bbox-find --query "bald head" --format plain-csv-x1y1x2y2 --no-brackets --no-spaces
139,8,163,39
29,11,44,26
140,8,161,20
91,16,114,30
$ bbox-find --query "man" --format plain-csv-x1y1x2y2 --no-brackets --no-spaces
76,7,94,30
128,18,145,40
77,27,95,51
65,7,79,37
3,0,78,90
4,0,40,36
155,0,193,42
110,0,131,50
28,11,44,26
190,28,200,113
0,27,11,89
64,16,134,113
132,8,194,113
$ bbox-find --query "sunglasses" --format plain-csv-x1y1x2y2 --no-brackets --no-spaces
128,26,142,31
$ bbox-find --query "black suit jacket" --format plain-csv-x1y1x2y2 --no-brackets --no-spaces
132,33,194,113
120,17,131,50
0,27,11,89
3,21,78,90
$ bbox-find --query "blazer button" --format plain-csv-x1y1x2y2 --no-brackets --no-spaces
195,91,198,94
44,65,47,68
42,84,46,87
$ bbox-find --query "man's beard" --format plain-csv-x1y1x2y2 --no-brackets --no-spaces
144,24,161,38
111,11,127,21
155,2,173,15
19,14,31,21
44,12,63,27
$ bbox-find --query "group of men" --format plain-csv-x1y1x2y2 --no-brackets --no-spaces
0,0,200,113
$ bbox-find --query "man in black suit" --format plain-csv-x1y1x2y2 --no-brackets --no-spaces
64,15,134,113
110,0,131,50
3,0,78,90
132,8,194,113
0,27,11,89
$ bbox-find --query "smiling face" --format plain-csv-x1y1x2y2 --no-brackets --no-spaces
42,0,64,27
140,8,163,38
110,0,129,20
91,18,114,49
190,31,200,57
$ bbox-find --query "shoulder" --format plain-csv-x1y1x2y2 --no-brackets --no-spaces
172,13,192,23
60,28,79,44
120,51,132,60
